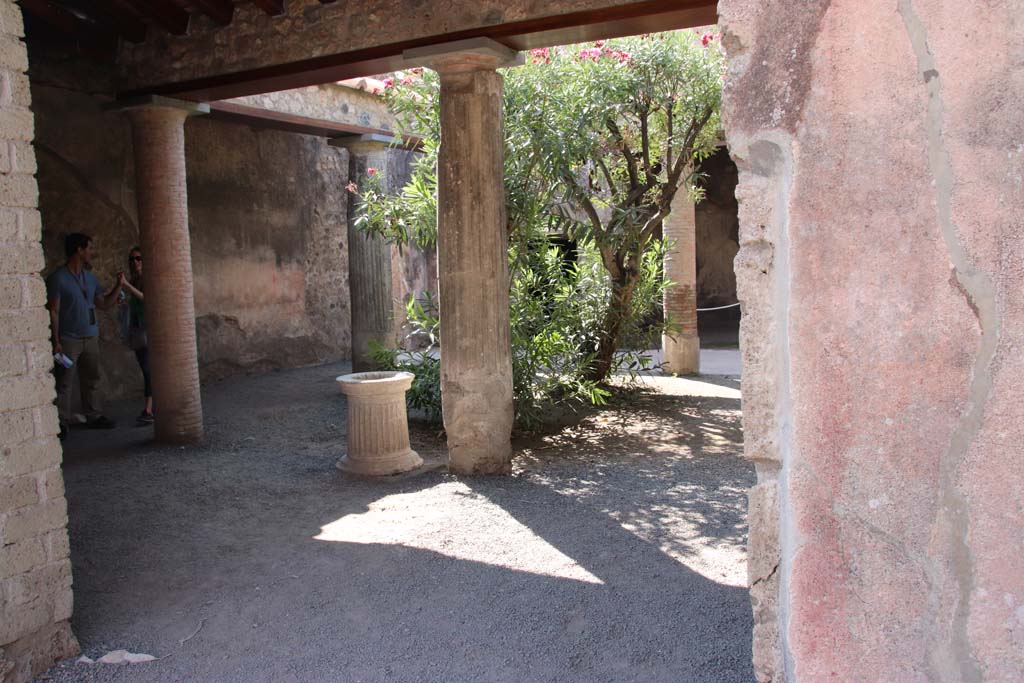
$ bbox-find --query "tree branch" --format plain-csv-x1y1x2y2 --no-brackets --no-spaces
606,118,639,190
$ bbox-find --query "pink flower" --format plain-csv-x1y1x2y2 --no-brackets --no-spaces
529,47,550,65
701,32,715,47
345,181,358,193
577,47,602,62
382,76,395,89
367,168,377,176
401,74,416,85
370,87,381,95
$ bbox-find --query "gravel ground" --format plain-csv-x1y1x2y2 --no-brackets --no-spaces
37,362,754,683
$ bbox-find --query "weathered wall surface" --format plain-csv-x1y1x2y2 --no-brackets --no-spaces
0,4,78,681
696,147,739,307
232,82,396,133
721,0,1024,681
29,50,354,401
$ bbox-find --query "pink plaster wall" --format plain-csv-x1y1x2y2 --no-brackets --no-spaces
721,0,1023,679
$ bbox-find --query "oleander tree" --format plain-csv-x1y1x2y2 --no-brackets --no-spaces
357,30,724,425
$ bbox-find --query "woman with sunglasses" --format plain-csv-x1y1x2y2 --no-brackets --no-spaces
119,247,154,424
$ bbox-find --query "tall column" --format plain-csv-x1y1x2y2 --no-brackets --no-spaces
404,39,521,474
662,188,700,374
330,134,400,371
119,97,208,442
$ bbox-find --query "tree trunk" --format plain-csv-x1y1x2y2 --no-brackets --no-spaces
586,273,640,383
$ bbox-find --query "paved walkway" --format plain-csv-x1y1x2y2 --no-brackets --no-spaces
41,361,754,683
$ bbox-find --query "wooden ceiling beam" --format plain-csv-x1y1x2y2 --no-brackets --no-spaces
191,0,234,26
250,0,285,16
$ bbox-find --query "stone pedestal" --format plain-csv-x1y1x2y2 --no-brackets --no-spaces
662,188,700,375
336,371,422,475
403,39,521,475
121,96,208,442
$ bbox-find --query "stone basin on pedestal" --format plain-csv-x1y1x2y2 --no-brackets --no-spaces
336,371,423,476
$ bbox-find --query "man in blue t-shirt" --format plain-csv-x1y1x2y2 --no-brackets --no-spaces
46,233,125,437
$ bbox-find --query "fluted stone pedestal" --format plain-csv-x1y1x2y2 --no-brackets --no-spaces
336,371,422,476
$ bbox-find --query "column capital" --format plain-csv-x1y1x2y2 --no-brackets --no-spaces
403,37,523,75
107,95,210,116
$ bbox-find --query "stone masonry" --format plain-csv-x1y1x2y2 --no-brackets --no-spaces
0,2,78,680
407,39,517,475
720,0,1024,680
662,187,700,374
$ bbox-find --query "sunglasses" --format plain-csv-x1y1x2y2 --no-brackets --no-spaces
130,256,143,262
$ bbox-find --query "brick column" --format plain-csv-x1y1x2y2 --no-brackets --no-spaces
0,2,79,680
120,97,208,443
662,188,700,374
330,134,400,372
404,39,520,474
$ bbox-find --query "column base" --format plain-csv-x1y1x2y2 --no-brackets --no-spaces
338,448,423,476
662,334,700,375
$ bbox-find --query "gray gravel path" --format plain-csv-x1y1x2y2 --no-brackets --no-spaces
37,362,754,683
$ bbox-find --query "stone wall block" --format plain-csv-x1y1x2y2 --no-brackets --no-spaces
0,107,32,141
0,278,24,308
0,309,49,343
0,243,41,274
0,538,43,580
1,498,67,545
0,375,53,413
0,343,26,378
0,474,37,511
9,140,33,174
0,408,33,444
0,2,22,37
0,438,61,479
0,34,26,72
18,208,39,242
41,530,68,563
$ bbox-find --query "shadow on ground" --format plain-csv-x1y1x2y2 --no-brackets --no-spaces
40,362,754,683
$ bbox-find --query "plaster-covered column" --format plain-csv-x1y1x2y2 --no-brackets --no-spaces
404,39,520,474
331,134,401,371
121,96,208,443
662,188,699,374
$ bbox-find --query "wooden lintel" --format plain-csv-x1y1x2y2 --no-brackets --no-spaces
122,0,717,101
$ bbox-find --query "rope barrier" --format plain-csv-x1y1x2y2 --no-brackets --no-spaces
696,302,741,312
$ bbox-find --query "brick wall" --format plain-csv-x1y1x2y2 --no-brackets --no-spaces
0,2,78,681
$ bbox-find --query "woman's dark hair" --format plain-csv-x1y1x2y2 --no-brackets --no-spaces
65,233,91,259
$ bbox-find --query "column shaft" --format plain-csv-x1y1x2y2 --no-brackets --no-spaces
436,66,514,474
127,107,203,442
662,189,700,374
347,148,395,371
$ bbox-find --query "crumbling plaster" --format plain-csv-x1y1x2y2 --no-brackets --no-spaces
721,0,1023,680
